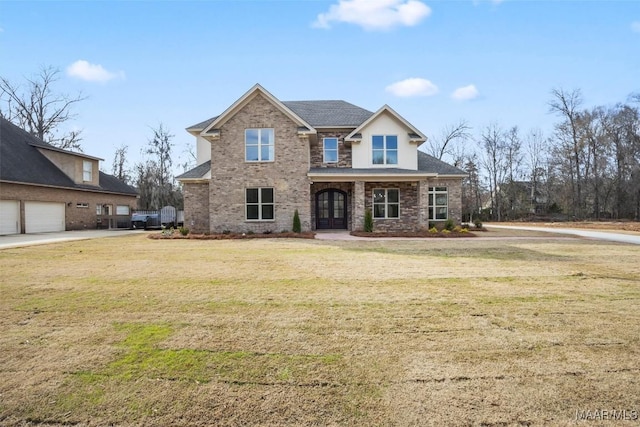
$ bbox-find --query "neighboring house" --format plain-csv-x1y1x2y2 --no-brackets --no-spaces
177,84,466,233
0,117,138,235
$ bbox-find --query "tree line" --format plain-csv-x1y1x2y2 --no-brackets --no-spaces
428,89,640,222
3,66,638,220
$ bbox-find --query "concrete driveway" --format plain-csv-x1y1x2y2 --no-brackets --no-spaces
485,224,640,245
0,229,146,250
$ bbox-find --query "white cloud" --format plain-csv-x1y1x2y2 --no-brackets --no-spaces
313,0,431,31
66,60,124,83
632,21,640,33
386,78,439,97
451,84,479,101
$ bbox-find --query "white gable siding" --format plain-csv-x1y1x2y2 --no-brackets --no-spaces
351,112,418,170
196,135,211,164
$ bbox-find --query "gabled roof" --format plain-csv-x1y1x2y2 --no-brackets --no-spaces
282,101,374,127
417,151,466,176
345,105,427,142
176,160,211,180
0,117,137,195
200,84,315,136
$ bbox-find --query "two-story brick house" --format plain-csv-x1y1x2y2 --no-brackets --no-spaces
177,84,465,233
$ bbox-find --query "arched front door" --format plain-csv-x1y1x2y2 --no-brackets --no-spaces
316,189,347,229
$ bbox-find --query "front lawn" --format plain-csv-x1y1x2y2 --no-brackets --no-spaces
1,234,639,425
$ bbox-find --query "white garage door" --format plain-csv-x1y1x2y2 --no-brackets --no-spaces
0,200,20,235
25,201,65,233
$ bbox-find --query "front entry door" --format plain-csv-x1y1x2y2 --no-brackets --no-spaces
316,189,347,229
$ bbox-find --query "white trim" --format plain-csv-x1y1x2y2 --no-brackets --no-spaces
322,137,339,164
372,188,400,219
201,84,316,136
345,105,426,142
245,187,275,221
245,128,275,162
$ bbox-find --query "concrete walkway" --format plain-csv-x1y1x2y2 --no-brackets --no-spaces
485,224,640,245
0,229,145,250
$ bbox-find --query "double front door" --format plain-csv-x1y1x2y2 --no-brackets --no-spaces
316,189,347,229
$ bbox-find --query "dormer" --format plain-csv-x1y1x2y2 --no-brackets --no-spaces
32,144,101,186
347,105,426,170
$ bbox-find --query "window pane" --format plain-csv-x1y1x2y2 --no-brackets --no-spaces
386,150,398,165
261,145,273,161
372,135,384,149
247,205,259,219
429,194,434,205
436,207,447,219
262,129,274,144
262,205,274,220
387,189,399,203
261,188,273,203
246,188,258,203
387,204,399,218
373,189,385,203
116,205,129,215
374,204,385,218
436,194,447,205
429,207,433,219
325,150,337,163
246,146,259,161
324,138,337,149
372,151,385,164
386,136,397,149
246,129,259,145
435,187,447,192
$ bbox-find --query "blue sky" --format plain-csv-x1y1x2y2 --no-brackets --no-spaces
1,0,639,173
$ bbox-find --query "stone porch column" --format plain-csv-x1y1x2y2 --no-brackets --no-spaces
353,180,365,231
418,179,429,228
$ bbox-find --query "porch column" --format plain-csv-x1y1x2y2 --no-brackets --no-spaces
353,180,365,231
418,179,429,228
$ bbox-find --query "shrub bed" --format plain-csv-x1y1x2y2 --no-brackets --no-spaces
148,231,316,240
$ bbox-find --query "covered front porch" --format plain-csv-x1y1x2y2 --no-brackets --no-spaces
309,169,437,232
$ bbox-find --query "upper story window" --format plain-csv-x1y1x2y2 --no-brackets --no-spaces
429,187,448,220
323,138,338,163
245,128,274,162
372,135,398,165
83,160,93,181
373,188,399,219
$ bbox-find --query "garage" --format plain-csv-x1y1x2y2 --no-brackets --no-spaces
25,201,65,233
0,200,20,235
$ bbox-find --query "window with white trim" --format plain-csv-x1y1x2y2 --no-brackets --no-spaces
96,204,102,215
429,187,448,220
246,188,274,220
245,128,274,162
83,160,93,181
76,202,89,208
373,188,399,218
372,135,398,165
323,137,338,163
116,205,130,215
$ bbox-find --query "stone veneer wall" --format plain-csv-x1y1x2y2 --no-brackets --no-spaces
309,182,354,230
208,94,311,233
364,182,420,232
428,178,463,224
309,131,352,168
182,182,210,233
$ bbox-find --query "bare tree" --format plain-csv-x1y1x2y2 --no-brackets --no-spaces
0,66,86,151
135,124,182,210
111,144,131,184
426,120,471,161
524,128,547,214
549,88,585,218
480,123,507,221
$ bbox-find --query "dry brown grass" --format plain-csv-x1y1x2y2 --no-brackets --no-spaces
1,234,639,426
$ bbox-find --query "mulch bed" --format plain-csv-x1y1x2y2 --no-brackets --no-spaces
350,230,478,238
148,231,317,240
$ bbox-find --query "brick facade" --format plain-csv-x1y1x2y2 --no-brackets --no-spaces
0,182,137,232
182,182,209,233
208,94,311,233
